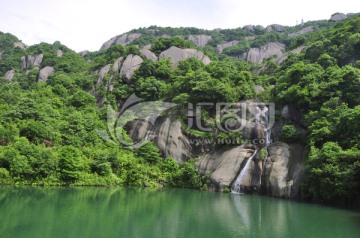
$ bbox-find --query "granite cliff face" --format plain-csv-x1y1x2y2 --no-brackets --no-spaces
262,142,304,198
244,42,285,64
124,99,305,198
196,146,255,191
127,117,192,162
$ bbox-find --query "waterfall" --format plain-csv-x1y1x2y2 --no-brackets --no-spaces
263,106,271,164
231,150,258,194
231,104,272,194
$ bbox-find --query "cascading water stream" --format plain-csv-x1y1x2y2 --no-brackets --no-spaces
262,106,271,164
231,150,258,194
231,105,272,194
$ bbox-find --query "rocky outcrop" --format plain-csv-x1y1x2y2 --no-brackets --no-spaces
100,33,142,50
78,50,89,57
243,25,254,32
255,25,265,31
242,25,265,33
262,142,304,198
245,36,256,41
56,49,63,57
128,117,192,162
288,26,316,38
188,35,212,47
96,64,112,87
143,44,152,50
14,42,26,49
185,49,211,64
140,48,158,62
38,66,55,82
100,36,117,51
216,41,239,54
291,45,306,53
196,146,257,192
112,57,123,72
4,70,15,81
245,42,285,64
21,54,43,70
277,46,306,63
159,46,210,67
116,33,142,45
145,29,157,34
33,54,43,67
266,24,286,32
254,85,265,94
120,54,143,82
330,13,347,21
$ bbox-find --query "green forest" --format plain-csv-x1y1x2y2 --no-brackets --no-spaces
0,14,360,206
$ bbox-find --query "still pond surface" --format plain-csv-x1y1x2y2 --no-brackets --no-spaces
0,187,359,238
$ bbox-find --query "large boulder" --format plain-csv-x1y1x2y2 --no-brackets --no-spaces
242,25,254,32
255,25,265,31
188,35,212,47
112,57,123,72
277,46,306,63
120,54,143,82
38,66,55,82
21,54,43,70
140,48,158,62
196,146,256,192
128,117,192,162
330,13,347,21
14,42,26,49
245,42,285,64
216,41,239,54
4,70,15,81
288,26,316,38
100,36,117,51
266,24,286,32
56,49,63,57
100,33,142,50
78,50,89,57
115,33,142,45
254,85,265,94
262,142,304,198
291,45,306,54
96,64,112,87
159,46,210,67
33,54,43,67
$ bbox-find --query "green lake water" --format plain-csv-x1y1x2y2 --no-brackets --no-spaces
0,187,359,238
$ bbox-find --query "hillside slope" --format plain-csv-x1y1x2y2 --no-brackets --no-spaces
0,13,359,206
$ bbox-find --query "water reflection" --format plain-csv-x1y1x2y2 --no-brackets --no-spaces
0,188,359,238
230,194,360,238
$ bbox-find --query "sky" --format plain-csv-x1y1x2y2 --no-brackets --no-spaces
0,0,359,52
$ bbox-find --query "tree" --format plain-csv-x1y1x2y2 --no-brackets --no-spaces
151,37,193,55
58,146,84,183
280,124,298,142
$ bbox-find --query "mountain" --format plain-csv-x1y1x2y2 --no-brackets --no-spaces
0,12,359,207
